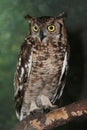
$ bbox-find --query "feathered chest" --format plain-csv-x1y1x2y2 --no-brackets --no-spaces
30,40,66,80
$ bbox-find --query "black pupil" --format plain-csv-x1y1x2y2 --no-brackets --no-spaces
35,26,37,30
50,26,53,30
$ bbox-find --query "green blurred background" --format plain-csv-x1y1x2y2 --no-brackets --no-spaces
0,0,87,130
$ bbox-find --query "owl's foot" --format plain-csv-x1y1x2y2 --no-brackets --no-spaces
43,105,57,113
43,106,51,113
37,95,57,113
29,101,40,112
30,109,43,115
29,101,43,116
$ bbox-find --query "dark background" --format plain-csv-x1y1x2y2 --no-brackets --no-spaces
0,0,87,130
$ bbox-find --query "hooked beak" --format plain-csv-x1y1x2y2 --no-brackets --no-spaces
39,30,45,41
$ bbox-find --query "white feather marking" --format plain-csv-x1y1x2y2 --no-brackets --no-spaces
14,82,15,87
57,52,67,98
56,34,60,39
19,112,24,121
19,58,21,61
58,82,65,98
25,38,27,40
18,58,21,66
17,66,19,70
18,61,21,66
14,85,22,96
28,54,32,77
60,52,67,81
14,87,19,96
16,111,20,120
19,77,21,82
21,67,24,77
25,64,27,68
19,85,23,90
27,41,31,45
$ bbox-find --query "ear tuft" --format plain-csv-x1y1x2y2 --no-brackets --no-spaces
24,15,33,22
56,12,67,24
58,12,67,19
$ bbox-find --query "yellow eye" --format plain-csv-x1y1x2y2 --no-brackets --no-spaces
47,25,56,32
33,25,38,32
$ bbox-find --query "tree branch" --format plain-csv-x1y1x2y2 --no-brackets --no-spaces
12,99,87,130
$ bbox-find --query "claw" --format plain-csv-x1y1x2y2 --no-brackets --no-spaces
30,109,43,115
43,106,50,113
43,105,57,113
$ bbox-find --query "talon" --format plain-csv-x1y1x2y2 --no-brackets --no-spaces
30,110,37,115
43,105,57,113
43,107,50,113
30,109,43,115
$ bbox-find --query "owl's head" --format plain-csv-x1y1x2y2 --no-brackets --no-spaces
25,13,66,42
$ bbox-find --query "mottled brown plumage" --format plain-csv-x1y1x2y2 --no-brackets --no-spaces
14,13,70,120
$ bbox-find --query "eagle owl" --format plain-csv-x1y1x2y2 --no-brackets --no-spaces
14,13,69,120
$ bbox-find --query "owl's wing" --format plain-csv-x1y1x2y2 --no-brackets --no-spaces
14,39,33,119
51,51,69,104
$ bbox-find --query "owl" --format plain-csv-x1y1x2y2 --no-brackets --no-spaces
14,13,69,121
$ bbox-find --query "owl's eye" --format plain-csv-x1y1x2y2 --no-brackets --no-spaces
32,25,38,32
47,25,56,32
